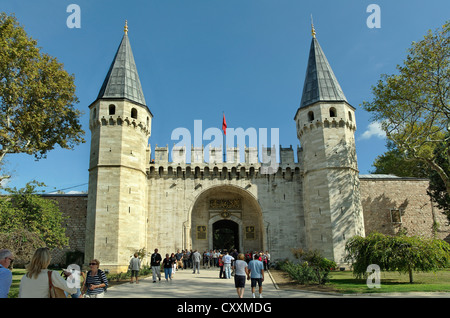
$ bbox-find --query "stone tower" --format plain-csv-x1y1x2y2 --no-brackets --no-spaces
85,22,152,273
294,25,365,264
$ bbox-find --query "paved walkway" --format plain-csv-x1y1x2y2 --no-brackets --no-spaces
104,267,450,298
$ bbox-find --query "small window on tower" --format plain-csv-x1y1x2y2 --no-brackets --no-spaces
348,111,353,121
329,107,337,117
109,104,116,115
131,108,138,119
308,111,314,122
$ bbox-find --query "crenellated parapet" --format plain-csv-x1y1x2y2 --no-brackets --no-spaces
149,144,303,180
297,116,356,138
89,114,151,136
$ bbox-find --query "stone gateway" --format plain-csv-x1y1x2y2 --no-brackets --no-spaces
66,23,449,274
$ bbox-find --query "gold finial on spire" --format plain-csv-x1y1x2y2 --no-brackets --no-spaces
124,20,128,35
311,14,316,38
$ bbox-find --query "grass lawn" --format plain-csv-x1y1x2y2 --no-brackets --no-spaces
270,268,450,294
329,269,450,294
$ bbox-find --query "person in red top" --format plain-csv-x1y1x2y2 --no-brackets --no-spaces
218,254,225,279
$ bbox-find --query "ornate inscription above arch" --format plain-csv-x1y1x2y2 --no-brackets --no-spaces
209,199,241,210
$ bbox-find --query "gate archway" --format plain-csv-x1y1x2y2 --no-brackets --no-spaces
187,185,265,253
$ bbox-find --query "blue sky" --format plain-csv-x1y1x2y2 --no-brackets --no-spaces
1,0,449,193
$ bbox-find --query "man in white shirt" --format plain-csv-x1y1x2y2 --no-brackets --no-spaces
222,252,234,279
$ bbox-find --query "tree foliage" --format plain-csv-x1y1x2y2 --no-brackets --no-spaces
372,138,450,223
0,13,85,167
363,22,450,196
371,140,429,177
0,229,45,267
345,232,450,283
0,181,69,249
427,138,450,221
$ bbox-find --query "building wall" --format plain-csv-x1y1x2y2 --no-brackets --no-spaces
45,194,88,265
146,160,304,262
46,175,450,268
360,176,450,241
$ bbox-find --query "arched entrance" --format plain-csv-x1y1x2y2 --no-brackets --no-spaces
213,220,239,251
187,185,265,253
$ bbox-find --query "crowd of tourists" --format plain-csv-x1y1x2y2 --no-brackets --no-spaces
0,247,269,298
150,248,269,298
0,248,108,298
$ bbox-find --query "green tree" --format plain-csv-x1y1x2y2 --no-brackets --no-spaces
371,138,450,223
345,232,450,283
0,181,69,249
363,22,450,196
371,140,429,177
0,13,85,174
427,138,450,222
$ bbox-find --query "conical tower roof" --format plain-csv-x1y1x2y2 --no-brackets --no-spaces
299,29,347,108
97,22,146,106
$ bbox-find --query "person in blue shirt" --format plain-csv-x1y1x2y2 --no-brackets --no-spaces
247,254,264,298
0,249,14,298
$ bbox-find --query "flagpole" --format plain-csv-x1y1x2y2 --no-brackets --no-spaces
222,111,226,163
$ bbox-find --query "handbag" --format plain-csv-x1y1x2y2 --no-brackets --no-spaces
48,271,67,298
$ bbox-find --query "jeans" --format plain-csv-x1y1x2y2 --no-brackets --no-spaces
164,267,172,280
224,263,232,278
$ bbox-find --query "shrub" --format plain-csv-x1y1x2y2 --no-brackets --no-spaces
280,249,337,285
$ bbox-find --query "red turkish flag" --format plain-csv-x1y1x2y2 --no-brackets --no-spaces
222,114,227,135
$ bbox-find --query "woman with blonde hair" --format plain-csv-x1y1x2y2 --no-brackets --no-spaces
19,248,77,298
233,253,249,298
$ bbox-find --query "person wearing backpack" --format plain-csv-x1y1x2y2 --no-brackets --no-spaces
81,259,108,298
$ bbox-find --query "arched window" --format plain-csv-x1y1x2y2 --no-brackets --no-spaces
329,107,337,117
348,111,353,121
131,108,138,119
109,104,116,115
92,108,97,120
308,111,314,122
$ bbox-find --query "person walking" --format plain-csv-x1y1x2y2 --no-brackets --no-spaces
233,254,249,298
222,251,234,279
81,259,108,298
163,254,174,281
129,253,141,284
218,254,225,279
0,249,14,298
247,254,264,298
19,248,77,298
182,250,189,270
170,253,177,277
151,248,162,283
192,250,201,274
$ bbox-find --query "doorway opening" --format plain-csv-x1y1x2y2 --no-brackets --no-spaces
213,220,239,252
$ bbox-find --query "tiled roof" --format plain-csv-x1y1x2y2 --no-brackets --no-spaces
299,37,347,108
97,33,146,106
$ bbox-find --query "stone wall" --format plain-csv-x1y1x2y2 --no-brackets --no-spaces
43,175,450,267
359,176,450,241
43,194,88,266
